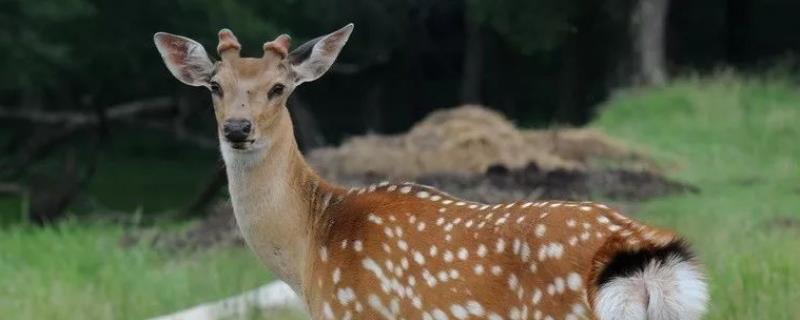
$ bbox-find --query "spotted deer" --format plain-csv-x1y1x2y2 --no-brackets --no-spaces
154,24,709,320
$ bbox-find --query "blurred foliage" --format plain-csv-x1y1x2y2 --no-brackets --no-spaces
2,0,800,128
467,0,581,53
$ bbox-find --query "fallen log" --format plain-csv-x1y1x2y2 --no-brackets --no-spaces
147,281,304,320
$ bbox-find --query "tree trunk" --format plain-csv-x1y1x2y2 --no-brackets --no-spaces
631,0,670,86
460,19,484,104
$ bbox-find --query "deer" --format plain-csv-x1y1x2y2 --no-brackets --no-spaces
154,24,709,320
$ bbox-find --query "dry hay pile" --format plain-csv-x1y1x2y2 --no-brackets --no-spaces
309,105,653,180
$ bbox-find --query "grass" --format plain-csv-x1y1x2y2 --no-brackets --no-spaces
595,72,800,319
0,221,270,319
1,72,798,319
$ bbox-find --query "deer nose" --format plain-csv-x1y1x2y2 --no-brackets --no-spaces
223,118,252,143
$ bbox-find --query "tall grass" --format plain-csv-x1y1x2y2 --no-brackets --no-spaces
0,222,269,319
595,72,800,319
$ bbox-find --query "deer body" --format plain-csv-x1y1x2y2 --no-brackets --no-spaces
155,24,708,320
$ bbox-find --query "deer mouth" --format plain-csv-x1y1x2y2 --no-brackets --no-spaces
228,140,255,150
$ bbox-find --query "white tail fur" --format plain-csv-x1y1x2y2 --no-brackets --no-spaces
594,255,709,320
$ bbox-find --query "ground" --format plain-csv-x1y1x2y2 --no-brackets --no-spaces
0,73,798,319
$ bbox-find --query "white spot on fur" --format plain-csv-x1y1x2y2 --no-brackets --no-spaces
477,244,488,257
443,250,454,262
432,309,449,320
535,224,547,237
337,287,355,305
466,301,484,316
566,219,577,227
474,264,485,275
450,304,468,319
522,202,533,208
397,240,408,251
333,268,341,284
319,247,328,262
491,265,502,275
322,302,334,319
414,251,426,265
458,247,469,260
368,214,384,225
521,242,531,262
496,239,506,253
508,274,519,289
569,236,579,246
367,294,395,320
531,288,542,304
554,277,565,293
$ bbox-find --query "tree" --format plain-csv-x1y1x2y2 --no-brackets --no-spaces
630,0,670,86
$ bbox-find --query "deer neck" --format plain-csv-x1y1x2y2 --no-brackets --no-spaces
222,107,338,296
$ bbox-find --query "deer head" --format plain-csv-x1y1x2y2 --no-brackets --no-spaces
154,24,353,161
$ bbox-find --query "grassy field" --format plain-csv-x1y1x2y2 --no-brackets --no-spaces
1,73,798,319
0,222,271,319
595,72,800,319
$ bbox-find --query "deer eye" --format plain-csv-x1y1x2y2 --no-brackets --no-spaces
268,83,285,100
209,81,223,97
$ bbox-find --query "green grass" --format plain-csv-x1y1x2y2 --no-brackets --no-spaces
595,72,800,319
0,222,270,319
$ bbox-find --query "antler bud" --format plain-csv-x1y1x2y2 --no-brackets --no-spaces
217,29,241,60
263,34,291,59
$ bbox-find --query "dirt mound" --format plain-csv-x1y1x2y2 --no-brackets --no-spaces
309,105,653,180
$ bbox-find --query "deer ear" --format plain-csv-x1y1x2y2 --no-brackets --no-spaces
288,23,353,84
154,32,215,87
